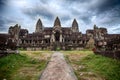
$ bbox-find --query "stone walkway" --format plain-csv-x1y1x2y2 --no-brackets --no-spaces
39,52,78,80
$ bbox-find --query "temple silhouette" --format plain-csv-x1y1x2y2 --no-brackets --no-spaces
1,17,119,50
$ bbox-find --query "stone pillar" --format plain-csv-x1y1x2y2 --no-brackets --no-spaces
60,34,62,42
31,40,33,45
24,40,26,44
51,34,55,42
53,34,55,42
42,40,43,44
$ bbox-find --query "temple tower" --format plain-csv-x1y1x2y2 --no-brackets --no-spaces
54,16,61,27
71,19,79,32
51,17,62,43
35,19,43,33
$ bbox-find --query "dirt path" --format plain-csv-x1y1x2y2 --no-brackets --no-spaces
39,52,78,80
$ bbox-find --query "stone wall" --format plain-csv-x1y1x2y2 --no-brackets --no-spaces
94,50,120,60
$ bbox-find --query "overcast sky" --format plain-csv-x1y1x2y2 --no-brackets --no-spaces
0,0,120,34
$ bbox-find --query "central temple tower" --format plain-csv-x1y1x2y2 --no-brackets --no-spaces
51,17,63,43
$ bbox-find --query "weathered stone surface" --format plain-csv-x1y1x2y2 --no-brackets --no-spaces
35,19,43,33
72,19,79,32
72,19,78,28
54,17,61,27
1,17,119,51
39,52,78,80
86,37,95,49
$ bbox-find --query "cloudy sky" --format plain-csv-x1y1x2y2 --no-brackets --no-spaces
0,0,120,34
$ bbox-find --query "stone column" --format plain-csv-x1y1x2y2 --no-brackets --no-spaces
42,40,43,44
24,40,26,44
60,34,62,42
51,34,55,42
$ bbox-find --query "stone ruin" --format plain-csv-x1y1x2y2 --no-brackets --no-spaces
93,25,120,60
11,17,90,50
0,24,20,56
0,17,120,58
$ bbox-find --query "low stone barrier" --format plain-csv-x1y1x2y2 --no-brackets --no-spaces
0,50,19,57
94,50,120,60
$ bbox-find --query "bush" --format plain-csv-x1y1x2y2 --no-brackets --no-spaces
56,47,61,51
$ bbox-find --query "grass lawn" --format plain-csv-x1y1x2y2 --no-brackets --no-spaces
0,50,120,80
0,51,53,80
62,50,120,80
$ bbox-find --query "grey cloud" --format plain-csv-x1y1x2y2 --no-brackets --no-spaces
0,0,120,34
64,0,90,4
113,27,120,34
22,6,54,20
0,0,9,12
96,0,120,13
0,16,22,32
80,16,92,24
0,17,6,31
61,16,71,21
95,6,120,27
0,0,6,8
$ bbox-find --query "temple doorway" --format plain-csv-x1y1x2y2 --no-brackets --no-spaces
55,31,60,42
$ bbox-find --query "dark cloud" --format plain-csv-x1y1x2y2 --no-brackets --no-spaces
0,0,6,7
23,7,54,20
80,16,92,24
64,0,90,3
95,6,120,27
97,0,120,13
0,0,8,11
0,16,20,32
0,15,9,32
0,0,120,34
0,17,6,31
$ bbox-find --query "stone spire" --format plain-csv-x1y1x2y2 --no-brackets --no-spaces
72,19,79,32
35,18,43,33
54,16,61,27
93,24,98,30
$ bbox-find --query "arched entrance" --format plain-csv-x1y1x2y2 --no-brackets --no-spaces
55,31,60,42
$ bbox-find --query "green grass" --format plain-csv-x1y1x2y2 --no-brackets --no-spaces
1,51,120,80
0,54,27,79
81,54,120,80
65,51,120,80
0,51,50,80
61,50,93,54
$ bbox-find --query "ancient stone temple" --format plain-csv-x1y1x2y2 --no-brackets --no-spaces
1,17,119,50
18,17,86,50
